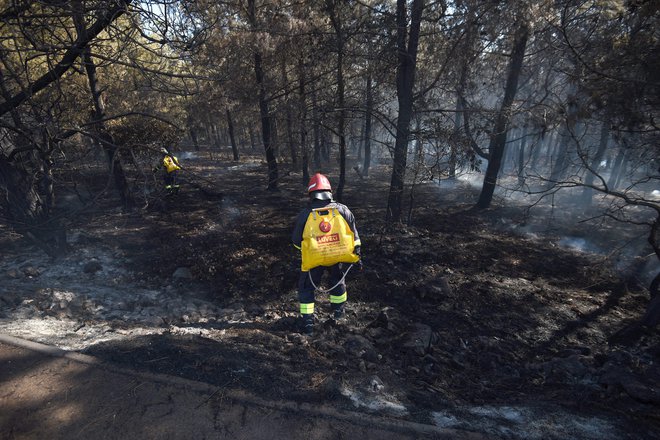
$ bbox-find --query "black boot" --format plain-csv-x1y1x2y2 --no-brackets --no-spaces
301,314,314,335
332,303,345,321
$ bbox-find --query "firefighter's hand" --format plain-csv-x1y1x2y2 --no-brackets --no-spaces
354,246,362,271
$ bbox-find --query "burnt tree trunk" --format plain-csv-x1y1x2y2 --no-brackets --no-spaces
226,109,239,161
386,0,424,222
298,56,309,184
312,89,322,169
72,2,132,209
517,125,529,186
327,0,346,200
581,115,611,204
0,146,67,257
476,22,529,209
363,72,373,177
248,0,278,190
281,59,297,166
190,127,200,151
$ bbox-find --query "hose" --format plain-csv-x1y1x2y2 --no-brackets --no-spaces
308,264,354,293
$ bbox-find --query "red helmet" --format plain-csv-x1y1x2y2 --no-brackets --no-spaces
308,173,332,193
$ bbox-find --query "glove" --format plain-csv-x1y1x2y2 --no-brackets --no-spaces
354,246,362,271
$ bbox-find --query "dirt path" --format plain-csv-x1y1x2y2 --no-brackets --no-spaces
1,336,476,440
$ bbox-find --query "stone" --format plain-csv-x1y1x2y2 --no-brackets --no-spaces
368,308,391,328
621,377,660,404
7,269,20,279
83,261,103,274
402,323,433,355
22,266,40,277
368,376,384,393
345,335,375,358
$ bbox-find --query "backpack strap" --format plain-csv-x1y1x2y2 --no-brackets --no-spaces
312,206,338,217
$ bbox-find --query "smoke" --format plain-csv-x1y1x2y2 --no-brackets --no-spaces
429,173,659,286
557,237,602,254
179,151,199,160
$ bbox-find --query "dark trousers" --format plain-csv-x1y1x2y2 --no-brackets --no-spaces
298,264,347,316
164,170,179,187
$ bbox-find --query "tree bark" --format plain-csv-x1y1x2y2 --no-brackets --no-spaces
517,125,529,186
226,109,239,161
298,56,309,184
363,72,373,177
311,89,322,169
73,3,132,210
581,115,611,204
476,22,529,209
0,153,67,257
190,127,200,151
327,1,347,200
248,0,278,190
281,59,297,166
386,0,424,222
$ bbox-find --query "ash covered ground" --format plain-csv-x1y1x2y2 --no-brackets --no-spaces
1,153,658,439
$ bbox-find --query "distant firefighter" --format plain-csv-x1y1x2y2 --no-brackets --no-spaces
156,147,181,195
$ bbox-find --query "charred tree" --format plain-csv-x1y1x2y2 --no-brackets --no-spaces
0,1,132,254
226,109,239,161
517,125,529,186
0,1,132,118
248,0,278,190
0,124,67,257
189,127,200,151
281,59,297,166
326,0,347,200
581,115,611,205
386,0,424,222
298,56,309,184
363,72,373,177
73,1,132,210
476,21,529,209
312,89,322,169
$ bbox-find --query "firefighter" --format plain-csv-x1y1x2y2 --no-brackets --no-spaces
158,147,181,195
291,173,362,335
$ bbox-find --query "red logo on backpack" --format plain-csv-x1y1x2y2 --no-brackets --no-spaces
319,221,331,233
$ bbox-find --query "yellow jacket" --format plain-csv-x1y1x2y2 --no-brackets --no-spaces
162,154,181,173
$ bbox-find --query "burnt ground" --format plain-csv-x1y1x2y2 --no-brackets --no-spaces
1,150,659,439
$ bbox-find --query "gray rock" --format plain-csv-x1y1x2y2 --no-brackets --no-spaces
83,261,103,274
368,375,385,393
621,377,660,404
345,335,375,358
402,323,433,355
22,266,40,277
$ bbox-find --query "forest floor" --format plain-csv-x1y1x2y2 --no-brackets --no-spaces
0,150,659,439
